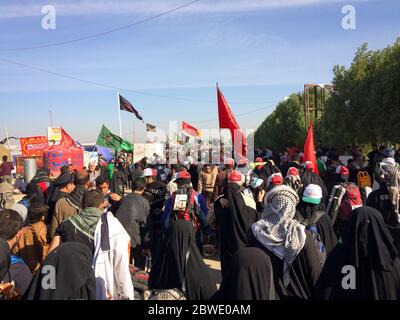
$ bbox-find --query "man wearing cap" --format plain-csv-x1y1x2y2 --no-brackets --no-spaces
46,171,75,223
213,158,235,199
142,167,168,264
49,170,91,238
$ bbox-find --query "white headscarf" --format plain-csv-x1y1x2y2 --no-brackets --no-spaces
252,185,306,287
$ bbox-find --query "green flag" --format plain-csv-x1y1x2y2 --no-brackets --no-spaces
96,125,133,152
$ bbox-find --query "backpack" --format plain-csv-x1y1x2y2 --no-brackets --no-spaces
326,185,347,225
299,211,327,266
353,162,372,188
171,187,200,230
339,183,363,222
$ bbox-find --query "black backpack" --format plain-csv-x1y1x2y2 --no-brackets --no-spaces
171,187,200,230
298,210,327,266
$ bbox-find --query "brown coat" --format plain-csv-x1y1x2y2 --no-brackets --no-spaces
49,197,78,238
213,169,232,199
198,167,219,193
12,221,49,274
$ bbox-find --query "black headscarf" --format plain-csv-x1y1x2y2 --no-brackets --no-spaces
296,201,338,255
26,242,96,300
0,238,11,282
343,206,397,271
215,247,276,300
148,220,217,300
315,206,400,300
214,182,259,280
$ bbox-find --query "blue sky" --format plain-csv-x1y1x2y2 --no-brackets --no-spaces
0,0,399,143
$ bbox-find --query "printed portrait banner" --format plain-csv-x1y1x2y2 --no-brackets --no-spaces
47,127,62,142
20,136,49,156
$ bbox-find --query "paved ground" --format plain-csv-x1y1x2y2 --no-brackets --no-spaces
204,257,222,288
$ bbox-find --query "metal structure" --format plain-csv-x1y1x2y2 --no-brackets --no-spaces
304,84,333,129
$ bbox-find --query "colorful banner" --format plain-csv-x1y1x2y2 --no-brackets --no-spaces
47,127,62,142
43,146,84,177
20,136,48,156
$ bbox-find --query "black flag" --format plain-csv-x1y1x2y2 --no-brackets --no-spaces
146,123,156,132
119,94,144,122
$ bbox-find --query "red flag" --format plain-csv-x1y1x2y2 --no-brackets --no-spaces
217,86,247,157
60,128,75,148
303,123,319,175
182,121,201,137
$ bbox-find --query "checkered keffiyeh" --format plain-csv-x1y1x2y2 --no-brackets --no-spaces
381,162,400,222
252,185,306,287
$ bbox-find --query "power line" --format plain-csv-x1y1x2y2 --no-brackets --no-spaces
0,57,278,105
0,0,202,52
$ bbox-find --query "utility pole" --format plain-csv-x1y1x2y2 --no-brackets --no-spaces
49,109,54,127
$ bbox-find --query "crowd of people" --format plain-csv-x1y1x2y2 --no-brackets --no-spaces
1,142,400,300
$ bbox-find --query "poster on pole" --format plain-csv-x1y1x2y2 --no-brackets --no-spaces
47,127,62,144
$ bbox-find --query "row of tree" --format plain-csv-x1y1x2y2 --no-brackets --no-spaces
255,38,400,153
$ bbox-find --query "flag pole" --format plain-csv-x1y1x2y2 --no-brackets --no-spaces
49,109,54,127
117,92,122,137
4,126,11,152
216,82,223,163
133,118,136,144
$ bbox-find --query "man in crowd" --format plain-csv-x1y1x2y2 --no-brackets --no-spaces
142,168,168,264
49,190,106,254
96,176,122,214
213,158,235,199
0,156,14,185
88,162,101,189
115,178,150,269
198,164,218,208
49,170,90,238
46,171,75,222
0,209,32,299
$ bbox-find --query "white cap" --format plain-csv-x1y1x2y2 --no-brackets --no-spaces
302,184,323,205
142,168,157,177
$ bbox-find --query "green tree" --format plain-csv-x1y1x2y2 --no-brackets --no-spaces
255,94,306,152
